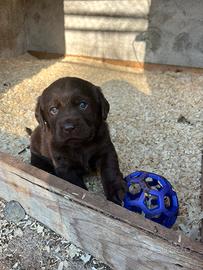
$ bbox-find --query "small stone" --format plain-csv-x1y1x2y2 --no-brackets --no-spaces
37,224,44,234
12,262,19,269
9,234,14,240
58,261,64,270
189,227,199,240
55,246,60,253
14,228,23,238
178,223,189,234
44,245,50,253
4,200,26,223
26,220,32,226
68,244,79,259
63,260,70,268
80,253,91,264
177,115,191,125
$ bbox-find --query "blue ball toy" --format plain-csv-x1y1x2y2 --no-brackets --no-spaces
123,171,179,228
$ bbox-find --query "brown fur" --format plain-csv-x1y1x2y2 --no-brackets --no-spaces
30,77,126,204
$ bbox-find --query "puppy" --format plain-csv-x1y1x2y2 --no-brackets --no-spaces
30,77,126,204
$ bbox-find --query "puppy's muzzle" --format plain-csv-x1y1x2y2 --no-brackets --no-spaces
62,122,75,133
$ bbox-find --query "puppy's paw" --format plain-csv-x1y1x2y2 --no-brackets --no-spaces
111,180,127,206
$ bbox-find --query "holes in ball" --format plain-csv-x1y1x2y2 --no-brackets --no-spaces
144,194,159,210
153,214,161,219
129,183,141,195
164,195,171,209
145,177,153,183
156,181,163,190
145,178,163,191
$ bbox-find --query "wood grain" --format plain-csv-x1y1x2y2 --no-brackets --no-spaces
0,151,202,270
201,150,203,242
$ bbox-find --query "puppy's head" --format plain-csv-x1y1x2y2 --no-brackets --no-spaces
35,77,109,145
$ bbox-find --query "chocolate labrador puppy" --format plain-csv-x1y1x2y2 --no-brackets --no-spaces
30,77,126,204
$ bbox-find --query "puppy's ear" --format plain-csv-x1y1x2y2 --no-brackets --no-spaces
96,87,110,120
35,96,47,129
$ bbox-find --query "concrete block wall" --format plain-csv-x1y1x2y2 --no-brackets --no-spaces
0,0,203,68
63,1,149,62
26,0,65,54
0,0,27,58
63,0,203,67
145,0,203,67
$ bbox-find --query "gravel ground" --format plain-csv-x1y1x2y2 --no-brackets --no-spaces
0,200,110,270
0,54,202,269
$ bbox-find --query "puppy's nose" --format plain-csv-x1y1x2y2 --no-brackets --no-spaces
63,122,75,132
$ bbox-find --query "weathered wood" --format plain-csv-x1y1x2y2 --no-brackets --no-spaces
201,150,203,243
28,50,203,74
0,151,202,270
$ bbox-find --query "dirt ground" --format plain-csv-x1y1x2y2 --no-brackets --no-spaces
0,53,202,269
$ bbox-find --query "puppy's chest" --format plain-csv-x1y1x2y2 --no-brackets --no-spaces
53,148,97,172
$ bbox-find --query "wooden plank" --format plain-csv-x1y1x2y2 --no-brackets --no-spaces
201,150,203,242
28,50,203,74
0,151,202,270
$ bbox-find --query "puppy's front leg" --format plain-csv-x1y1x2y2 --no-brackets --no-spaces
100,145,126,205
55,166,87,190
31,152,55,174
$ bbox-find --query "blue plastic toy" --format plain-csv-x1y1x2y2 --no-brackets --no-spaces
123,171,179,228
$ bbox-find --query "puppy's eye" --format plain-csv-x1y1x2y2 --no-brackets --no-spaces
50,107,59,115
79,101,88,110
